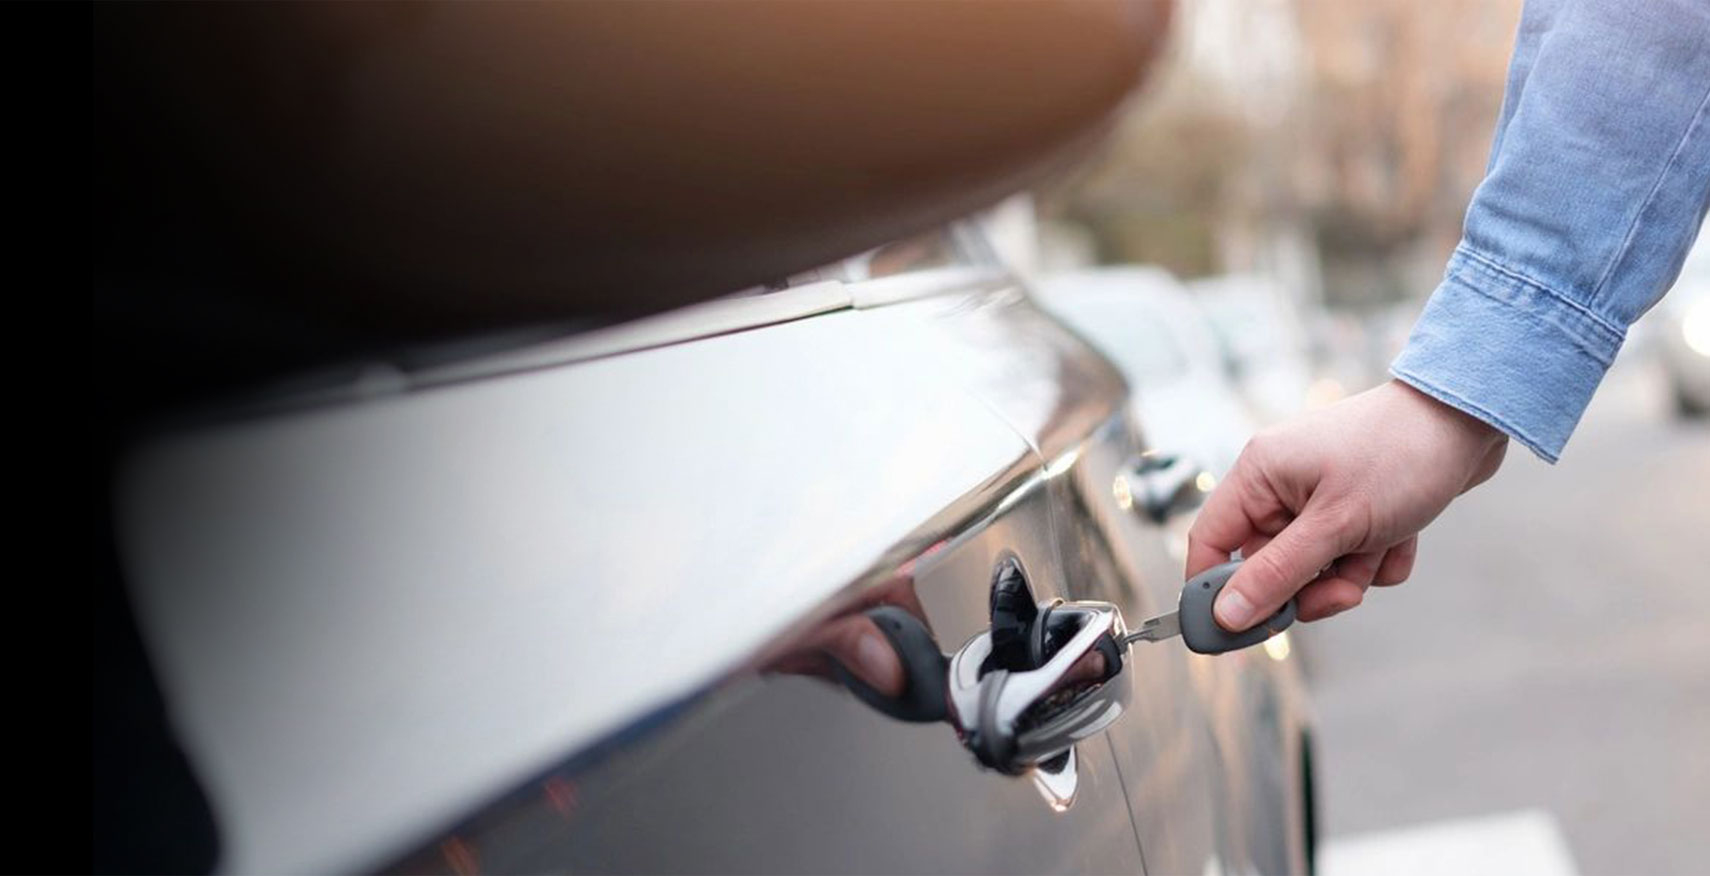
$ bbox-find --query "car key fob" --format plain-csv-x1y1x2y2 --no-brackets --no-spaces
1179,560,1296,654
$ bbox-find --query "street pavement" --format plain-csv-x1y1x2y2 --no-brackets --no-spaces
1302,352,1710,876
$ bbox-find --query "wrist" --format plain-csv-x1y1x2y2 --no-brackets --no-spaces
1387,378,1506,451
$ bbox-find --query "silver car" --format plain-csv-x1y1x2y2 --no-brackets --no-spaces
109,226,1316,874
96,3,1316,871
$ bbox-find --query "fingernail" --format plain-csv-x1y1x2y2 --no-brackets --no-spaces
1215,588,1256,630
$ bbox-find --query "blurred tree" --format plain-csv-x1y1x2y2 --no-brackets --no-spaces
1292,0,1520,308
1041,0,1520,309
1044,63,1253,278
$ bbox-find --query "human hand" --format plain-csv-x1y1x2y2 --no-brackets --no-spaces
762,572,928,697
1188,380,1508,630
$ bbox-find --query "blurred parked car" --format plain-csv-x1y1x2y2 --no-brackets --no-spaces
1658,235,1710,418
1034,266,1259,478
1190,274,1317,424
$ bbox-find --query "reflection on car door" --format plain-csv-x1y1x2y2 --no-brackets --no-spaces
1045,420,1226,876
118,272,1160,872
928,292,1232,876
394,483,1147,874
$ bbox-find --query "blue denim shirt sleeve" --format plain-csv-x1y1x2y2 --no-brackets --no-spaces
1391,0,1710,462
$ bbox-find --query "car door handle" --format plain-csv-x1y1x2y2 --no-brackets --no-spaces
1124,452,1212,523
811,557,1134,811
947,599,1132,776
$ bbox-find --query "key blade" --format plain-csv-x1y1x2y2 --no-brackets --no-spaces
1124,610,1181,645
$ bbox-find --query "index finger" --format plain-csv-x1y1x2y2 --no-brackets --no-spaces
1185,473,1262,579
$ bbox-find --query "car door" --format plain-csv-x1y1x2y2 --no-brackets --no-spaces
923,287,1232,876
113,246,1150,873
1025,267,1321,874
1043,420,1228,876
395,471,1146,875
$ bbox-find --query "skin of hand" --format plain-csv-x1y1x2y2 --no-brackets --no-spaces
1188,379,1509,630
763,572,928,697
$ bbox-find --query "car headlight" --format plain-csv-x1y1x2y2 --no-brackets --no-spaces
1685,299,1710,357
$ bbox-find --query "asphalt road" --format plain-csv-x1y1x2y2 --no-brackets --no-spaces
1302,353,1710,876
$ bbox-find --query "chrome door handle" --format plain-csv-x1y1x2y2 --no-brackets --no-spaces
804,555,1138,811
947,600,1132,776
1124,452,1211,523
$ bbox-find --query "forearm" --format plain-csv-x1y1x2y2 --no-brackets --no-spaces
1392,0,1710,462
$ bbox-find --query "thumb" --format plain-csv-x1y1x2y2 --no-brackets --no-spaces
1215,506,1352,631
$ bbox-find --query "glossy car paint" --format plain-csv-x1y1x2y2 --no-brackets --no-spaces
115,257,1312,873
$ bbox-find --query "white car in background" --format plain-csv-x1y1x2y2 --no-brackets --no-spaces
1035,266,1258,478
1190,273,1317,424
1659,235,1710,418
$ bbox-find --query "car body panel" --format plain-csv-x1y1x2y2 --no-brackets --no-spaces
114,259,1312,873
382,483,1146,875
117,291,1042,872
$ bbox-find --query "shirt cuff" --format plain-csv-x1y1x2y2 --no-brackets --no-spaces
1389,247,1626,463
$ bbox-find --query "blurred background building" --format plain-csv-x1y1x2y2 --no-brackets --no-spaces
1025,3,1709,874
1038,0,1522,390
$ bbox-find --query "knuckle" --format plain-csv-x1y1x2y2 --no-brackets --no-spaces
1327,589,1364,616
1376,560,1412,586
1318,501,1357,533
1246,548,1299,598
1254,426,1286,452
1318,500,1372,550
1355,552,1387,582
1237,431,1276,469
